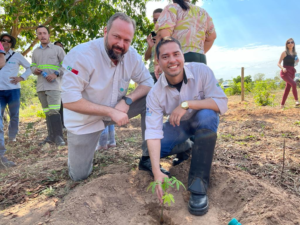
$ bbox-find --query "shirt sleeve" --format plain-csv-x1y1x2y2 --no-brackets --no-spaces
30,50,37,74
145,89,164,140
205,10,215,38
61,49,90,104
18,54,32,80
0,42,5,55
57,47,66,76
201,65,228,115
155,4,177,34
130,50,154,87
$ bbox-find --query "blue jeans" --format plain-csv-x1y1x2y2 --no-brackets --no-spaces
99,124,116,147
0,89,20,156
160,109,219,158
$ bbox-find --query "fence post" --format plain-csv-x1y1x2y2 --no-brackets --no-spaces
241,67,244,101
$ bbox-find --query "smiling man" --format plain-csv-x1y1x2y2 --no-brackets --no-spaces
145,37,228,216
62,12,158,181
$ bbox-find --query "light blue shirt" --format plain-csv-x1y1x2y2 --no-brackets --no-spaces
0,49,32,90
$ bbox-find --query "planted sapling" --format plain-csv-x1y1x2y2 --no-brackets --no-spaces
147,176,186,224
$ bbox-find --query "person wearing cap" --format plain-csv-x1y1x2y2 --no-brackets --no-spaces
0,42,5,68
145,37,227,216
0,33,32,168
31,26,66,146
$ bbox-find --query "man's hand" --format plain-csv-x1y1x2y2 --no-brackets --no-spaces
46,73,57,82
110,109,129,126
154,64,162,80
10,76,24,85
114,99,130,114
169,105,187,127
34,68,42,75
147,34,155,48
153,171,169,204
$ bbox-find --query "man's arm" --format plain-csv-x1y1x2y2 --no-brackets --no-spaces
144,34,154,61
63,98,129,126
30,51,42,75
57,47,66,76
204,31,216,54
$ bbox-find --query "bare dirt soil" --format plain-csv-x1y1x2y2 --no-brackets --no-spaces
1,95,300,225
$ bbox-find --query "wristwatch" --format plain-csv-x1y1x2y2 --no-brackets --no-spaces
54,71,59,77
122,96,133,106
181,101,189,110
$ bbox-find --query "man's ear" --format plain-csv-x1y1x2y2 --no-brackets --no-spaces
104,27,107,36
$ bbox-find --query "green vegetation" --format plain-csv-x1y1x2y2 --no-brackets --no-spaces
147,176,186,224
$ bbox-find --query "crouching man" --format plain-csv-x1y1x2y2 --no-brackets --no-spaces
146,37,228,216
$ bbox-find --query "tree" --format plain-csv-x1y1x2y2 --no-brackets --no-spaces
233,75,252,83
253,73,265,81
0,0,156,55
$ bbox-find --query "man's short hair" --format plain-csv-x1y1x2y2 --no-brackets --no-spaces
36,25,50,34
156,36,182,59
153,8,163,14
106,12,136,33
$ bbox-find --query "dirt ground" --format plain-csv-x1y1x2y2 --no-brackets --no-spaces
1,94,300,225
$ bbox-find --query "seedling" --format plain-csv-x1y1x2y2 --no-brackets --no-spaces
147,176,185,224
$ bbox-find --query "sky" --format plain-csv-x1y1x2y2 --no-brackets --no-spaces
146,0,300,81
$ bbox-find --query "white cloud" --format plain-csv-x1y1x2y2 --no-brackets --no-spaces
206,44,299,80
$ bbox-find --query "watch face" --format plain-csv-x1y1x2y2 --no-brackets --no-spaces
182,102,188,107
125,97,132,105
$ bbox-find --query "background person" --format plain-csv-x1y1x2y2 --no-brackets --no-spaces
0,33,31,168
96,124,116,151
144,8,163,83
146,37,228,216
277,38,299,108
54,41,66,129
31,26,66,146
154,0,216,65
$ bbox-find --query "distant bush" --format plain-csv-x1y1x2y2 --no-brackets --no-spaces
224,81,253,96
253,81,275,106
127,82,136,94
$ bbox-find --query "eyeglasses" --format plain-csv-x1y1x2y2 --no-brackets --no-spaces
287,41,294,44
0,39,11,43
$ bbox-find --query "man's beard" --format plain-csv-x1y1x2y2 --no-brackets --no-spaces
105,37,125,61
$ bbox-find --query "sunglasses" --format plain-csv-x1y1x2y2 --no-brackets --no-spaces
1,39,11,43
287,41,294,44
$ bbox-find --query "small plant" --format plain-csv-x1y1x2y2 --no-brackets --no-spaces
41,186,55,197
147,176,185,224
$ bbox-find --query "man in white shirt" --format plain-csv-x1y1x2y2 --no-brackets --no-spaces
62,12,169,181
0,33,31,168
145,37,228,216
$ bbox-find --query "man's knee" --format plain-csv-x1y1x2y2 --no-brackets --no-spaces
194,109,219,132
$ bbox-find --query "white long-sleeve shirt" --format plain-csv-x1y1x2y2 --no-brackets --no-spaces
61,38,154,135
145,62,228,140
0,49,31,90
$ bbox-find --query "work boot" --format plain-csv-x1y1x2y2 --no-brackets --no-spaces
49,114,65,146
173,148,191,166
39,115,54,146
187,129,217,216
138,157,170,176
0,155,16,168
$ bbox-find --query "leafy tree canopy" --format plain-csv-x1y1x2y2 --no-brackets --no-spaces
0,0,159,55
233,75,252,83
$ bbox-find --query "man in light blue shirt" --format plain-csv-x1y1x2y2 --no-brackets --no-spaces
0,33,31,168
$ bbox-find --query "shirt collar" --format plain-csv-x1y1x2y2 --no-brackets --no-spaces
6,49,13,55
99,38,125,67
40,42,52,49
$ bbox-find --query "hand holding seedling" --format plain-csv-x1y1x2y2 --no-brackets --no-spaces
147,176,186,224
153,171,169,204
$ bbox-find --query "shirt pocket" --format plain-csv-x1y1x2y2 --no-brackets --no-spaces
117,78,130,100
48,55,58,66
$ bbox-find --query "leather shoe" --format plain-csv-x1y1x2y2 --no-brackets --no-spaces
188,193,209,216
138,157,170,176
172,148,191,166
